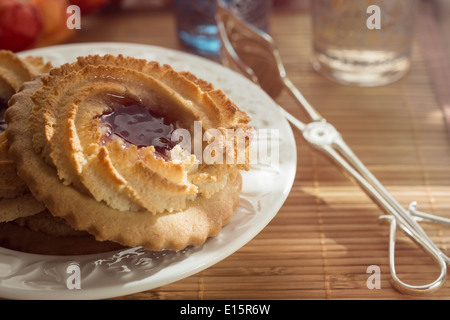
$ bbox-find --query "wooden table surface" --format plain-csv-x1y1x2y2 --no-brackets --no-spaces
60,0,450,300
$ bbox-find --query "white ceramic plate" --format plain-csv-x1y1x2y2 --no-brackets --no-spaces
0,43,297,300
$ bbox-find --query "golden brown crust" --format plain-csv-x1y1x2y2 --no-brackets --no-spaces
0,50,52,99
0,50,52,223
6,54,250,251
0,194,45,223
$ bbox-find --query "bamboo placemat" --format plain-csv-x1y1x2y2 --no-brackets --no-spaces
25,1,450,300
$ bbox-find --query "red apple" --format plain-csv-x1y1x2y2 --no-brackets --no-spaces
0,0,44,52
69,0,110,15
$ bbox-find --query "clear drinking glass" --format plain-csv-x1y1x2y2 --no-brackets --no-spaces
173,0,272,57
311,0,419,87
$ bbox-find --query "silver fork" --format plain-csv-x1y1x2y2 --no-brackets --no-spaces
216,4,450,295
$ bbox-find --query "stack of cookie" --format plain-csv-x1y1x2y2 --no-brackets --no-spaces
0,51,252,255
0,51,124,254
0,50,49,223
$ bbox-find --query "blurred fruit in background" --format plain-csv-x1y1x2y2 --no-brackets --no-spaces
30,0,76,48
0,0,43,52
69,0,110,15
0,0,112,52
0,0,297,53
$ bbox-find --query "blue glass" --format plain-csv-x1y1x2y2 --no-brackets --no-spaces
173,0,271,57
173,0,219,56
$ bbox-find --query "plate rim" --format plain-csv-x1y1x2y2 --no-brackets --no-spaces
0,42,297,300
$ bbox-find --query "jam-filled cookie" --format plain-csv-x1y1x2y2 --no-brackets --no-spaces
6,54,252,251
0,50,52,222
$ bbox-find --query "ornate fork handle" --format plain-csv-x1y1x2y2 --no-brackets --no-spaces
302,120,448,294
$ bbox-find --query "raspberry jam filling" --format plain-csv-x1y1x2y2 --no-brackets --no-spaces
98,93,177,159
0,101,7,133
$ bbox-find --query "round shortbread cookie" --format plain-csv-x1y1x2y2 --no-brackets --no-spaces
6,55,249,251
